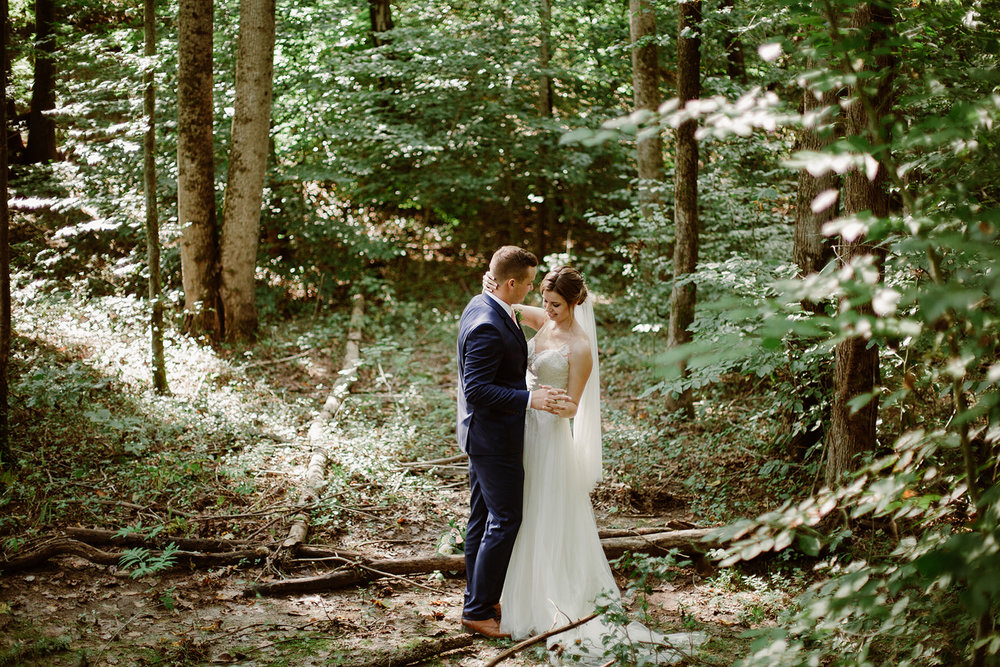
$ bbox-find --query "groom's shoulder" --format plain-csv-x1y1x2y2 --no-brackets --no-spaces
460,295,499,329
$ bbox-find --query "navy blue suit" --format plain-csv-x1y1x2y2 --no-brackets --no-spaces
457,293,530,621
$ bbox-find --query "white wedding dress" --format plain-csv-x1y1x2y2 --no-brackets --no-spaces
500,333,706,665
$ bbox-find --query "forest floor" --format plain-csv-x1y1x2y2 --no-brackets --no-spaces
0,284,810,666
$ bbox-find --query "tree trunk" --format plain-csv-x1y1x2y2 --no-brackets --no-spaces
825,2,894,485
0,0,15,470
629,0,664,217
177,0,221,339
368,0,393,48
533,0,554,259
719,0,746,84
665,0,701,418
143,0,168,395
219,0,276,342
793,79,838,290
24,0,56,163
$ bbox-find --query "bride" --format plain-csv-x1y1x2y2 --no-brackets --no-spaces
485,266,704,665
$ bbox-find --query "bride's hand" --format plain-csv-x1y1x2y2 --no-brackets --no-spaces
482,271,498,293
548,394,578,418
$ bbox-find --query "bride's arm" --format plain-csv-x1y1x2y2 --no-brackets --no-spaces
512,304,546,330
550,339,592,419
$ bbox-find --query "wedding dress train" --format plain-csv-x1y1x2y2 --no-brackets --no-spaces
500,336,706,665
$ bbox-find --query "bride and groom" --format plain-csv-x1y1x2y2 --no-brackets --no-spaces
456,245,632,658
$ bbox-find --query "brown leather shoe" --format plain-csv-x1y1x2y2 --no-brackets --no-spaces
493,603,502,620
461,616,510,639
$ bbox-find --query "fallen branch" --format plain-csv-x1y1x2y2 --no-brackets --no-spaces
0,537,282,573
344,634,475,667
2,539,120,571
596,522,699,539
245,529,718,597
65,527,263,552
283,293,365,554
245,554,464,597
399,454,468,468
483,613,599,667
599,528,716,561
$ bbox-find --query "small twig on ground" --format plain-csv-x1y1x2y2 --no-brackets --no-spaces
186,503,317,522
483,613,599,667
399,454,467,468
350,538,414,548
93,612,142,664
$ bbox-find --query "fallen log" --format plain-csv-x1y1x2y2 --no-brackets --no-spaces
283,293,365,553
1,538,276,573
600,528,715,560
346,634,475,667
65,527,262,552
245,529,718,597
2,539,119,571
596,523,698,539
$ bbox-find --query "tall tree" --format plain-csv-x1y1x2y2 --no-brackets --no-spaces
794,78,838,306
144,0,168,393
24,0,56,163
665,0,701,418
368,0,393,48
177,0,221,338
0,0,16,470
825,1,894,485
719,0,746,84
219,0,276,341
628,0,664,218
533,0,555,258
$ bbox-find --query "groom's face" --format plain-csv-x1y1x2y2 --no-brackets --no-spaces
511,267,537,304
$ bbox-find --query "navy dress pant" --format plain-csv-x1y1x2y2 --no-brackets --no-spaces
463,452,524,621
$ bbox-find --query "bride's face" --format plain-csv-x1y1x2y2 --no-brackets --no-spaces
541,289,573,325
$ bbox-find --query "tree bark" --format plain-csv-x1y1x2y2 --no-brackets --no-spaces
794,79,838,291
825,2,894,486
0,0,14,470
177,0,222,339
219,0,276,342
143,0,168,394
629,0,664,217
665,0,701,418
368,0,393,48
24,0,56,163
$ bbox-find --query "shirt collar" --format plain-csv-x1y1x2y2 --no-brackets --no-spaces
485,290,514,319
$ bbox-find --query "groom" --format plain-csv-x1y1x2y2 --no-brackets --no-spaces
456,245,564,639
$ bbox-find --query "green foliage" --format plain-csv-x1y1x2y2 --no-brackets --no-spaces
0,636,71,667
118,542,180,578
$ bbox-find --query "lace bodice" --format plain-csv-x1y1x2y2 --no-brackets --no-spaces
527,337,570,391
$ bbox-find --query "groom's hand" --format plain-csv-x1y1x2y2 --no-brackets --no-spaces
531,386,569,414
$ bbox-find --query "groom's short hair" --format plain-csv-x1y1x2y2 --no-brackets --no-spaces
490,246,538,283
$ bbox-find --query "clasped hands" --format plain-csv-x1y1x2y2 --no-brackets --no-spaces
531,385,574,416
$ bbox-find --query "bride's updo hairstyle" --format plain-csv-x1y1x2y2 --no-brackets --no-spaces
541,266,587,306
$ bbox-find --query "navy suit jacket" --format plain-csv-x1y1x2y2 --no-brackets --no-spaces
456,294,530,456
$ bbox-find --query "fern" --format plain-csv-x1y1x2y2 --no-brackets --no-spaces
118,542,179,578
